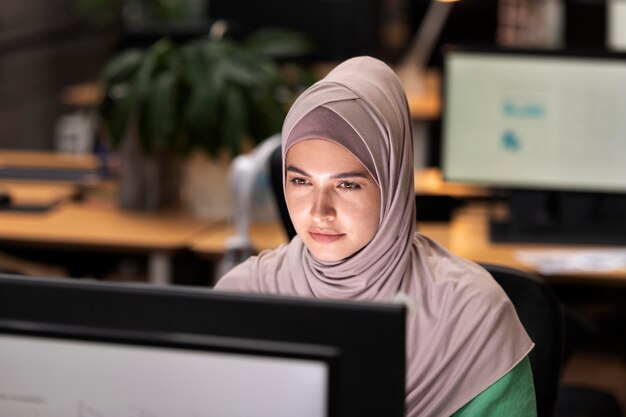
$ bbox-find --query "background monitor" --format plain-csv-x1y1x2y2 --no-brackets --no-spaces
442,48,626,244
0,273,406,417
443,48,626,194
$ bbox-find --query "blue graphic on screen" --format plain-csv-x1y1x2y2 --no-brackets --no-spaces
501,130,521,152
502,100,545,118
500,98,546,153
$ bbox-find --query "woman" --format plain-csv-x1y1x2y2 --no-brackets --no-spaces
215,56,536,416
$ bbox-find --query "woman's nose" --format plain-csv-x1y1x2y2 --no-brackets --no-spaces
310,188,336,223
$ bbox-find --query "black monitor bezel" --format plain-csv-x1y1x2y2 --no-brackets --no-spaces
0,273,406,417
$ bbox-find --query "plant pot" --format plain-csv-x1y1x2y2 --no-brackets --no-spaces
181,150,234,220
118,133,181,211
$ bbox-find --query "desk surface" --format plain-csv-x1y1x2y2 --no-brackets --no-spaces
0,151,98,170
0,181,78,206
0,201,213,252
0,150,211,252
420,205,626,286
414,168,490,197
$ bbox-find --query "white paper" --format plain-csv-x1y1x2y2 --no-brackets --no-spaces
516,249,626,275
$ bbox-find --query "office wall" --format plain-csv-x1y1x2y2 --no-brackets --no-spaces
0,0,116,150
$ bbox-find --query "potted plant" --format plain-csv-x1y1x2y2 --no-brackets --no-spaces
97,28,314,212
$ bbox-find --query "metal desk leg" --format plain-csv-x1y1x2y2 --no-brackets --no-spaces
148,251,171,285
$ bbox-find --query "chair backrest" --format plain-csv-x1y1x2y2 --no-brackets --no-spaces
269,144,297,240
481,263,564,417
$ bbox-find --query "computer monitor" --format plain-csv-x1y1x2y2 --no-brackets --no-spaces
0,273,406,417
442,48,626,244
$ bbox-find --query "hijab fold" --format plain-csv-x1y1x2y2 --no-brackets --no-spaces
216,56,533,416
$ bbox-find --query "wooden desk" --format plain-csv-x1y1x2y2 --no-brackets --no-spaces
192,204,626,286
0,181,78,206
0,150,98,170
419,204,626,286
0,150,217,284
191,222,288,257
0,200,214,284
0,150,101,185
414,167,490,197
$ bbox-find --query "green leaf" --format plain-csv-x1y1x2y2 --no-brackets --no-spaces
219,49,264,87
142,72,180,151
99,90,134,146
133,38,174,99
220,85,248,156
247,88,285,142
181,42,207,86
99,49,144,83
255,58,281,81
199,39,233,62
244,28,315,59
185,82,220,152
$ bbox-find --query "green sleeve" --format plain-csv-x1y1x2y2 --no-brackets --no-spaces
451,356,537,417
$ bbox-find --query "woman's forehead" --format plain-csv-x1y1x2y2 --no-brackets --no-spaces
284,105,379,184
286,139,376,179
287,138,364,167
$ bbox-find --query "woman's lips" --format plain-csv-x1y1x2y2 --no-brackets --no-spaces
309,231,344,243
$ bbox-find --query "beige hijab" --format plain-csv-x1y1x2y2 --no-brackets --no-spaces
215,56,533,416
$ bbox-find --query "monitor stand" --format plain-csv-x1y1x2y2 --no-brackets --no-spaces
490,190,626,245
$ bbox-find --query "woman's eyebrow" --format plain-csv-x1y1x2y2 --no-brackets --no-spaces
330,171,368,180
286,165,309,176
286,165,368,180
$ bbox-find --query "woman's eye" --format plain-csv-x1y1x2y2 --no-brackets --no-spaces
339,182,361,190
288,177,308,186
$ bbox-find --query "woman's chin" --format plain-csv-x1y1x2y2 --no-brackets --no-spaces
305,242,360,263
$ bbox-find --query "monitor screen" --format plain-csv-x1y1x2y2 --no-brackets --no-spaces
0,332,328,416
442,48,626,194
0,274,405,417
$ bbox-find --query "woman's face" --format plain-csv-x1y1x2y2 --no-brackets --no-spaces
285,138,381,262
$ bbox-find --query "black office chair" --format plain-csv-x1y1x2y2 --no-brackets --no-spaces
269,145,623,417
483,264,623,417
481,263,564,417
269,145,297,240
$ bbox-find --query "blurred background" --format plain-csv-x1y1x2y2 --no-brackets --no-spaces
1,1,626,414
0,2,623,295
0,0,611,153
